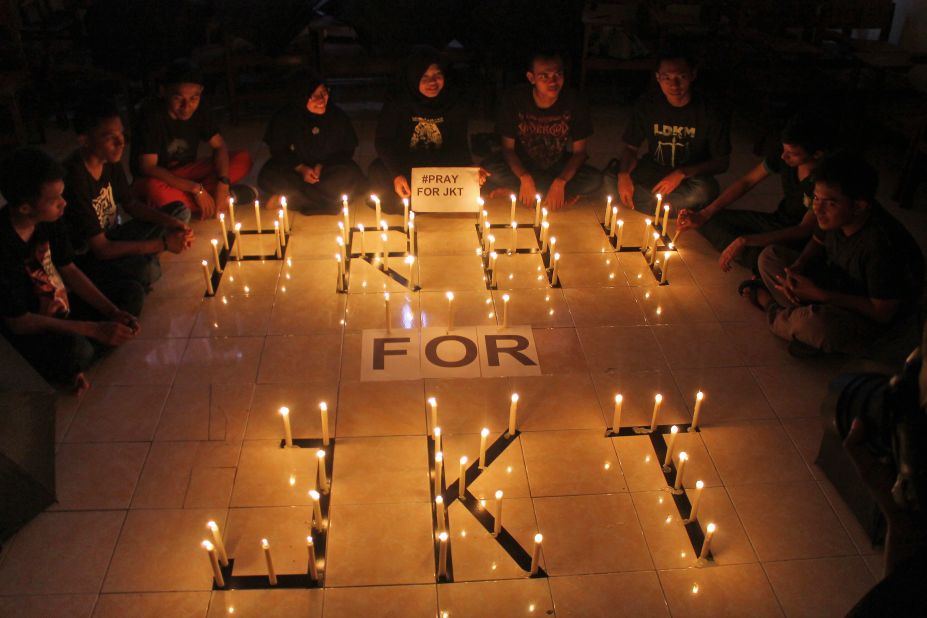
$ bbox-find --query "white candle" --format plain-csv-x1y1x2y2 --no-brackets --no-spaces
458,455,468,497
530,533,543,575
405,255,418,288
534,194,541,226
372,194,381,223
428,397,438,430
674,452,688,491
604,195,613,227
202,540,225,587
307,536,319,580
274,221,282,258
691,391,704,430
207,521,228,566
435,495,445,532
309,489,323,529
493,489,504,536
488,233,496,254
278,211,287,245
689,480,705,522
660,249,672,284
663,425,679,467
319,401,330,446
254,200,262,233
479,427,490,469
403,197,409,232
316,449,329,492
281,196,290,232
228,197,236,228
218,214,229,249
446,291,455,331
408,221,416,253
549,236,557,256
541,207,548,226
510,194,516,222
384,292,391,333
610,206,619,237
434,427,442,453
662,203,671,231
201,260,214,295
438,531,449,577
482,220,491,251
642,219,652,247
262,539,277,585
650,233,660,266
434,451,443,495
278,406,293,447
650,394,663,432
551,252,561,286
510,221,518,253
489,252,499,287
654,193,663,219
210,239,223,273
501,293,510,328
481,208,488,229
335,254,344,292
381,233,390,270
612,394,623,431
540,221,550,253
508,393,519,435
357,223,366,255
336,235,347,264
616,219,624,251
233,223,243,260
342,204,350,236
699,522,716,559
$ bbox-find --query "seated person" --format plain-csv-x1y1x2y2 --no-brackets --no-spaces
483,49,601,210
131,59,252,218
617,44,730,214
677,111,831,274
0,148,143,392
750,152,924,357
258,71,366,214
369,46,481,214
64,98,193,290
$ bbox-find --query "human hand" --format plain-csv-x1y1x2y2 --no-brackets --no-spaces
651,169,686,196
393,175,411,198
164,229,187,254
774,267,826,304
617,173,635,209
677,208,709,232
195,189,216,218
719,236,747,272
477,167,491,186
306,164,322,184
90,320,137,345
546,178,567,210
518,174,537,206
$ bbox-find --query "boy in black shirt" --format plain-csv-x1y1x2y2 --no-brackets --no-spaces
677,111,830,273
483,51,601,210
617,46,731,213
259,71,366,214
65,99,193,290
752,152,924,356
0,149,143,392
131,60,252,218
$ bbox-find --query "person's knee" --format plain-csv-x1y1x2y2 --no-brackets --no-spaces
228,150,253,181
567,166,603,196
161,201,191,224
672,176,719,211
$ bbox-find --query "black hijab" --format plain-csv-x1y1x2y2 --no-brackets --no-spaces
401,46,455,114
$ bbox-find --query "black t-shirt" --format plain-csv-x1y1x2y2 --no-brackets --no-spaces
497,84,594,172
63,150,132,254
622,90,731,171
814,204,924,305
264,103,358,169
0,206,74,320
131,98,220,175
763,152,815,225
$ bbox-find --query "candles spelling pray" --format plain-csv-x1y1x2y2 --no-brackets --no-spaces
310,489,323,529
317,449,329,492
530,533,543,575
254,200,262,233
494,489,504,536
210,239,222,273
279,406,293,447
201,260,214,295
434,451,443,495
202,540,225,587
446,291,455,331
650,394,663,432
688,480,705,522
674,452,689,491
307,536,319,580
459,455,468,497
510,194,516,222
435,495,445,532
501,293,510,328
654,193,663,219
663,425,679,468
508,393,519,436
699,523,716,560
479,427,490,468
534,194,542,226
604,195,613,227
438,531,449,578
233,223,243,260
691,391,704,430
372,194,381,223
218,214,229,249
319,401,330,446
403,197,410,232
510,221,518,254
228,196,236,227
384,292,391,333
551,252,561,286
616,219,624,251
609,206,619,237
262,538,277,585
428,397,438,429
612,394,623,430
662,203,671,231
660,248,672,284
207,521,228,566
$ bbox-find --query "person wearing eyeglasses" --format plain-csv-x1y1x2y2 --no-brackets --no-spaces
483,50,601,210
616,43,730,215
258,70,365,214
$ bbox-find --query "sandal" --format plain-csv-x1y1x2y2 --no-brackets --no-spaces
737,279,769,311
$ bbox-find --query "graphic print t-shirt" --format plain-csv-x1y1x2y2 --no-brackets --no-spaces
0,207,73,320
622,90,730,171
131,98,220,175
497,84,593,172
64,150,133,254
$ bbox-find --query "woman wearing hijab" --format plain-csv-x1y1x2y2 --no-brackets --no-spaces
258,70,366,214
369,46,482,213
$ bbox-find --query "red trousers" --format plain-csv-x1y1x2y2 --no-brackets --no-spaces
133,150,253,214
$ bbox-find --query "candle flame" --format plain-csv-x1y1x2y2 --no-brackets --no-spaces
279,406,289,417
202,540,214,550
511,393,519,402
495,489,504,499
534,533,543,543
696,480,705,489
707,523,716,533
615,394,623,403
316,449,326,460
309,489,320,500
481,427,490,437
655,394,663,403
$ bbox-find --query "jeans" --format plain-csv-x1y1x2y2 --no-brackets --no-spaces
628,158,719,213
481,153,603,198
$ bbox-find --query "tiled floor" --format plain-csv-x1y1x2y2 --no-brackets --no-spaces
7,101,922,616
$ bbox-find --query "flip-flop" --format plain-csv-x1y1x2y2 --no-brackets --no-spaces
737,279,768,311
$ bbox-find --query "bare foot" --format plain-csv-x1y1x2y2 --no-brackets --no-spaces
487,188,511,200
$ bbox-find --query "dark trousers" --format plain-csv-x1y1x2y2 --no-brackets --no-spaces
258,159,367,214
481,153,603,198
77,202,190,290
5,278,145,385
697,208,803,274
629,158,720,213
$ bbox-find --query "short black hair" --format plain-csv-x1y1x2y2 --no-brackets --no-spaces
0,148,66,207
73,97,121,135
814,151,878,203
655,40,696,71
781,110,832,155
162,58,204,87
527,49,567,73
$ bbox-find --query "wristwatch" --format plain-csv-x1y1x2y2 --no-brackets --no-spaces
194,184,205,195
217,176,231,185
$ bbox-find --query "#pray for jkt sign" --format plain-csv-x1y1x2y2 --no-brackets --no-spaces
410,166,480,213
361,326,542,381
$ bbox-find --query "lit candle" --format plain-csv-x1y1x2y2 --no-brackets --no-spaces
254,200,262,233
428,397,438,429
202,540,225,587
510,194,516,222
609,206,619,237
335,254,344,292
279,406,293,447
357,224,366,255
342,202,350,236
530,533,543,575
281,196,290,232
691,391,704,430
477,198,485,226
372,194,381,223
435,495,445,532
319,401,330,446
642,219,652,247
541,207,548,226
408,221,416,253
210,239,223,273
688,480,705,522
654,193,663,219
604,195,613,227
336,235,347,264
481,208,488,229
384,292,391,333
674,452,688,491
278,210,287,246
403,197,410,232
534,194,541,226
663,425,679,467
317,449,329,492
660,248,672,284
540,221,550,253
549,236,557,256
489,252,499,287
501,293,510,328
650,394,663,432
207,521,228,566
699,523,716,560
262,539,277,585
201,260,214,296
616,219,624,251
458,455,468,497
493,489,504,536
438,531,449,578
650,233,660,266
274,221,282,258
482,220,491,251
405,255,418,288
446,291,455,331
434,427,442,453
434,451,443,495
309,489,323,529
218,214,229,249
488,233,496,254
228,197,236,228
233,223,242,260
612,394,623,431
551,252,561,286
662,203,671,231
307,536,319,580
381,233,390,270
510,221,518,253
508,393,519,436
479,427,490,468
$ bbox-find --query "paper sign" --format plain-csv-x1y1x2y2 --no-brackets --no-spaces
410,167,480,213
